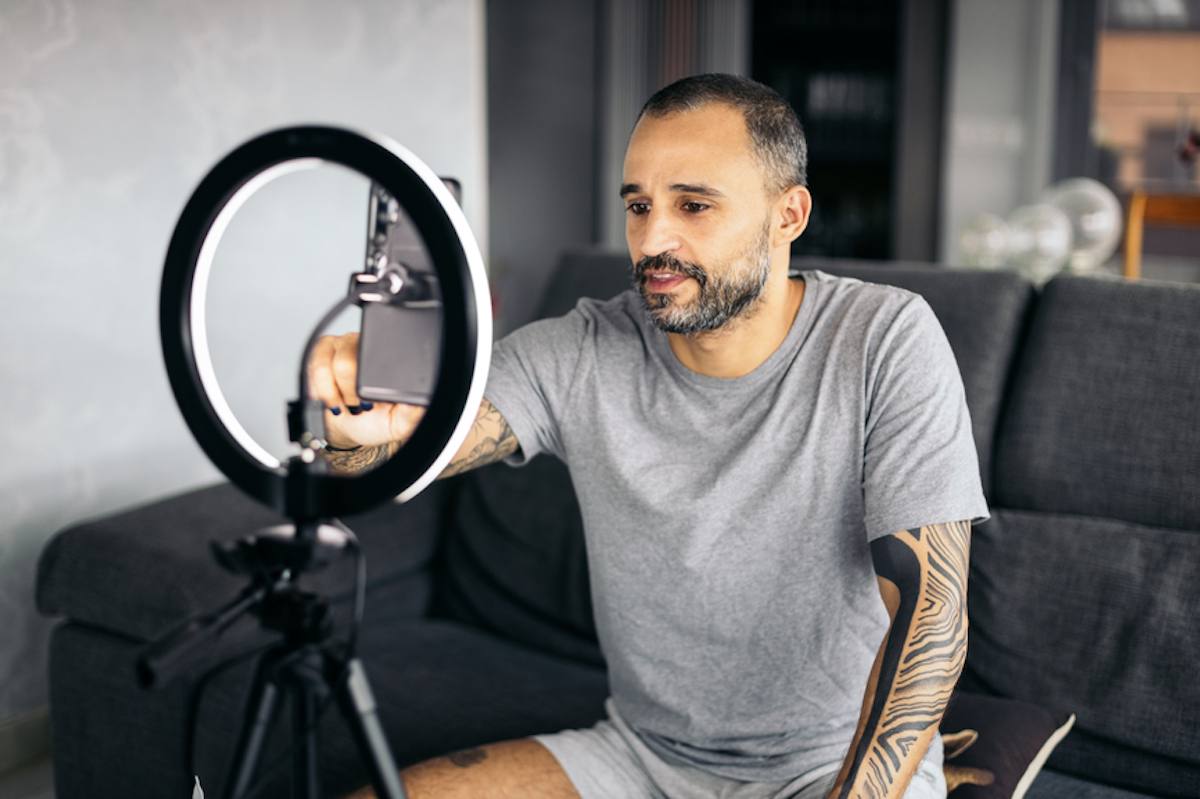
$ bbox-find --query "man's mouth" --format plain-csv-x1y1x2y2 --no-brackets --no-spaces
643,272,688,292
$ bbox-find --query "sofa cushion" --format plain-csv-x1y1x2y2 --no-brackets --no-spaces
962,507,1200,796
537,247,630,318
993,274,1200,528
36,481,447,641
234,617,608,795
804,258,1034,500
48,617,608,798
433,456,602,666
1026,769,1166,799
426,249,625,665
940,690,1075,798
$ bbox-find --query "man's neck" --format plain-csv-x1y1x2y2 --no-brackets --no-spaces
665,265,806,379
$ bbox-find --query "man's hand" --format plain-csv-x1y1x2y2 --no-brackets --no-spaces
306,332,424,472
306,331,522,478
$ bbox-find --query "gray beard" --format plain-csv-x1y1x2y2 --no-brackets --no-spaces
632,227,772,335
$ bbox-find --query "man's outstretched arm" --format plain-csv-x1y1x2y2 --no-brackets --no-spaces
324,396,519,478
826,519,972,799
307,332,522,477
437,396,520,477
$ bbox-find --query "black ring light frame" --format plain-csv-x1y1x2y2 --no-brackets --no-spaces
161,126,492,520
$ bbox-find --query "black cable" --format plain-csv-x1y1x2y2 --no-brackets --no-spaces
234,639,350,799
229,647,330,799
186,639,328,798
335,520,367,659
185,639,278,781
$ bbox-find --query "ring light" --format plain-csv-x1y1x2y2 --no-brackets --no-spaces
160,126,492,519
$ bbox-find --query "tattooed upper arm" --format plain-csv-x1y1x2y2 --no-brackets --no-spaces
438,397,521,479
869,520,971,625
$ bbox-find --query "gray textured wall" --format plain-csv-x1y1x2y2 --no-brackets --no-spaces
0,0,486,747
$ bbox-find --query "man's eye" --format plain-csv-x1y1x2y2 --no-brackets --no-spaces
626,202,650,215
682,201,709,213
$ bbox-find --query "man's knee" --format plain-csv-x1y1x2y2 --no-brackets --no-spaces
348,738,579,799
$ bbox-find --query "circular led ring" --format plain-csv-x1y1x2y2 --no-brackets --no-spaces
160,126,491,518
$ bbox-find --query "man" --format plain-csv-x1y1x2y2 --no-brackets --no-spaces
315,74,988,798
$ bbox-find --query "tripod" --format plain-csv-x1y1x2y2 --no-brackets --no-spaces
138,517,408,799
154,129,491,797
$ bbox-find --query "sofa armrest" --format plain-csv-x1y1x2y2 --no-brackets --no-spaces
37,480,452,642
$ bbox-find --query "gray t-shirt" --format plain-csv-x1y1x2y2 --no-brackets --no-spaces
483,269,990,782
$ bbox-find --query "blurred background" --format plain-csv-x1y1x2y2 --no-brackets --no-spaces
1,0,1197,789
487,0,1200,332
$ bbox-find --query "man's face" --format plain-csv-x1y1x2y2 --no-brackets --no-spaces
621,102,776,334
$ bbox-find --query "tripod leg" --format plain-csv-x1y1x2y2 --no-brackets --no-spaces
291,650,325,799
335,658,407,799
223,657,283,799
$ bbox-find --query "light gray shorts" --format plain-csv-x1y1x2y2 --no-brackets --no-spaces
535,699,947,799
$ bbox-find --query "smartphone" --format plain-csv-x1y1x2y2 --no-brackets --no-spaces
355,179,461,406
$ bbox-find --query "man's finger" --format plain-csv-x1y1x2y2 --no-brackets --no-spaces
308,335,346,410
331,333,362,411
388,402,425,443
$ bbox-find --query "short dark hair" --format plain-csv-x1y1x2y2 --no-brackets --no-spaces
637,73,807,192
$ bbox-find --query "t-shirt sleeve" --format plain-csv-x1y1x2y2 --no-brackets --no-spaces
862,295,991,542
482,305,590,466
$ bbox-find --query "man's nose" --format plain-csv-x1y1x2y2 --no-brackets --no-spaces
637,209,683,259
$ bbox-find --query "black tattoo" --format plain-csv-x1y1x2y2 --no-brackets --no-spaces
836,520,971,798
323,442,394,475
446,747,488,768
439,399,519,478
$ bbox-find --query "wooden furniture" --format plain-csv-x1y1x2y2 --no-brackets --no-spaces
1123,187,1200,279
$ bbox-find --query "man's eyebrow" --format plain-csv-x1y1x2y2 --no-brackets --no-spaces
618,182,726,198
670,183,725,198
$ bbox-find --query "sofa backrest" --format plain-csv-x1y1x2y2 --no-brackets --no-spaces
963,274,1200,795
431,251,628,664
434,452,603,665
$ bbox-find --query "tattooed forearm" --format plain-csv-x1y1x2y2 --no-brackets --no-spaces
323,442,398,475
438,398,520,478
319,398,518,479
830,520,971,799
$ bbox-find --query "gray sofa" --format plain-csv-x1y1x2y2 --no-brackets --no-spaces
36,251,1200,797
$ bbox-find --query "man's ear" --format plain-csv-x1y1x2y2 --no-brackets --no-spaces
772,185,812,248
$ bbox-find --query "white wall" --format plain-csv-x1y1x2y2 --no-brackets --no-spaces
0,0,486,761
940,0,1060,263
